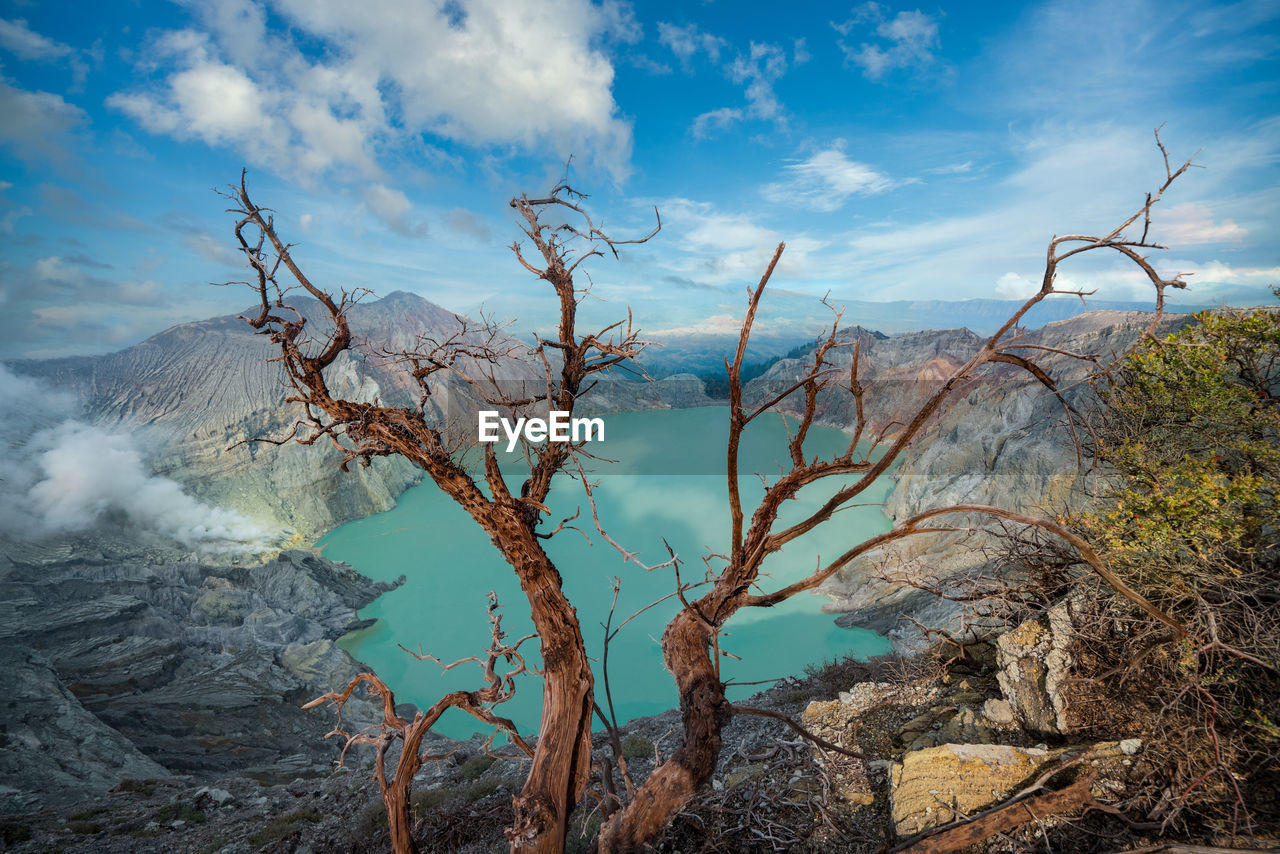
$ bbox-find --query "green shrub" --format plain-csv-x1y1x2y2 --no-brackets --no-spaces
1052,299,1280,834
152,802,206,824
355,799,389,838
620,734,652,761
457,753,497,781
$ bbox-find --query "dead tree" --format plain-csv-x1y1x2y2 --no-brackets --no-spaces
223,175,658,854
591,131,1193,851
226,130,1194,854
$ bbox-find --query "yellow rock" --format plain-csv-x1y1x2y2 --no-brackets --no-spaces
889,743,1064,836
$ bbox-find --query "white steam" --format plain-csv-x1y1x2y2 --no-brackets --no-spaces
0,366,281,554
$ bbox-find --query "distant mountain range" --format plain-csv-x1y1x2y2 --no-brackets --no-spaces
637,295,1218,376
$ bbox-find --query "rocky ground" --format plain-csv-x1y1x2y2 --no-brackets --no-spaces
0,603,1202,854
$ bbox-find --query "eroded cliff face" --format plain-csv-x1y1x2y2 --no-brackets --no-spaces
745,310,1192,648
0,527,406,812
9,293,495,542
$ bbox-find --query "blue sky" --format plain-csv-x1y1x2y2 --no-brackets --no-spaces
0,0,1276,358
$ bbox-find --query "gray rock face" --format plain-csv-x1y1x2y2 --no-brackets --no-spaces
577,373,714,414
0,535,394,812
0,642,170,814
792,311,1193,648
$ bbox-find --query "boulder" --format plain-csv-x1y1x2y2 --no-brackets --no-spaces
889,743,1063,836
995,601,1074,734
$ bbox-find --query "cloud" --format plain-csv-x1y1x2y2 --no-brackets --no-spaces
798,123,1277,304
662,274,723,291
793,38,812,65
645,197,825,287
363,183,427,238
835,4,940,80
0,18,74,61
1154,202,1247,245
0,77,87,163
693,41,790,138
995,272,1035,299
763,144,895,211
922,161,974,176
1158,259,1280,302
0,366,280,553
691,107,743,139
728,42,789,122
180,231,245,267
657,21,726,67
30,255,170,306
110,0,635,182
446,208,493,243
0,18,90,87
39,184,154,232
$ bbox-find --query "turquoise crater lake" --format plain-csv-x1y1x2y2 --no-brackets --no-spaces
318,407,893,739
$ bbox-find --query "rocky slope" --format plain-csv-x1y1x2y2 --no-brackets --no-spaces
8,293,469,542
0,290,710,818
0,527,408,814
0,606,1180,854
743,310,1193,648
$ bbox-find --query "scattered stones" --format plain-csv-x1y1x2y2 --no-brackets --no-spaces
1119,738,1142,756
936,706,995,745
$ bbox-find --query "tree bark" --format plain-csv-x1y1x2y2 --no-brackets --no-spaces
594,609,727,852
488,512,594,853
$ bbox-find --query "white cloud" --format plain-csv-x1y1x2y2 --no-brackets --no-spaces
110,0,634,182
1153,202,1247,245
995,272,1035,299
108,29,377,181
0,206,31,234
0,77,87,163
793,38,812,65
728,42,788,122
763,144,895,211
181,231,245,267
923,161,974,176
647,197,826,287
0,18,74,61
835,4,940,80
35,255,84,285
693,41,790,138
363,183,427,238
657,21,726,67
691,106,743,139
811,124,1261,303
1159,259,1280,301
